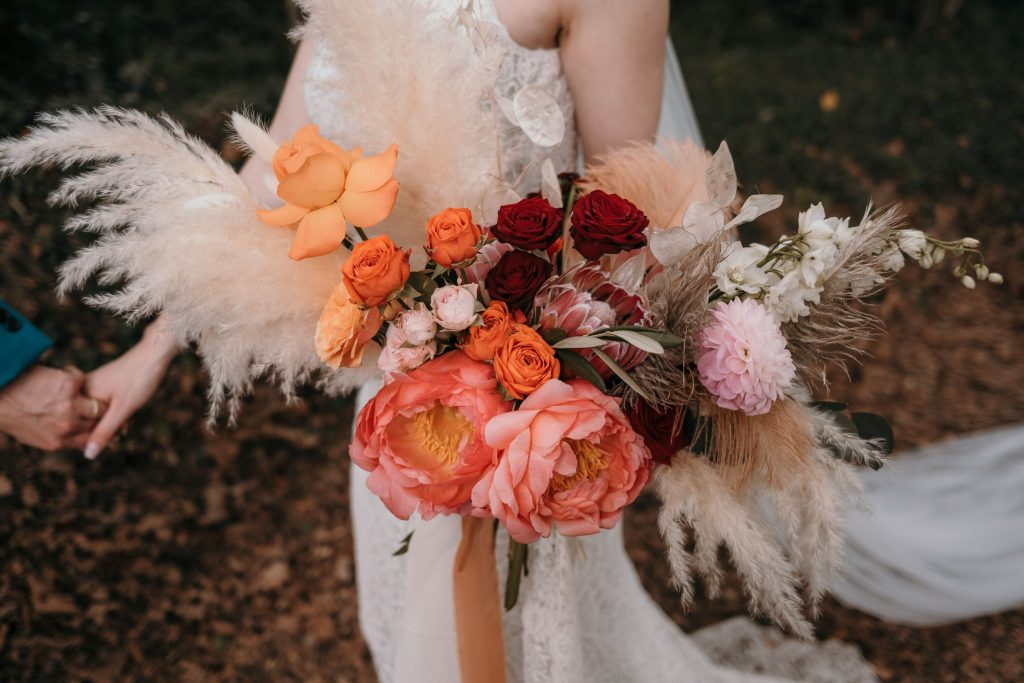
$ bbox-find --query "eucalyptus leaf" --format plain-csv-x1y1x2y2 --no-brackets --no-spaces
556,350,606,392
600,329,665,354
553,335,607,350
392,531,414,557
852,412,895,454
541,327,568,346
591,348,652,401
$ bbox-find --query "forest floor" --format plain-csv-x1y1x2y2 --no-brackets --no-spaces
1,1,1022,681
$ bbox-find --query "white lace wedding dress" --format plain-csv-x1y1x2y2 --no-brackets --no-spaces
302,2,880,682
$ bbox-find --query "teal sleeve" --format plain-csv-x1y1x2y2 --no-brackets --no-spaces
0,300,53,388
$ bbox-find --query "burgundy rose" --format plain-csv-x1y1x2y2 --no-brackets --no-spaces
569,190,649,261
485,250,553,311
492,197,563,250
626,400,688,466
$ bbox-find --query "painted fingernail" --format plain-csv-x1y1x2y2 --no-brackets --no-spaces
84,443,100,460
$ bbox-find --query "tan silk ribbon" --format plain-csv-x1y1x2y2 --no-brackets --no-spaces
453,516,507,683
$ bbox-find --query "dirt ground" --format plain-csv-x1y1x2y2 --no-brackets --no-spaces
1,1,1022,681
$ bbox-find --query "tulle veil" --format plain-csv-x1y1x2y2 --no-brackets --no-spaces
660,38,1023,626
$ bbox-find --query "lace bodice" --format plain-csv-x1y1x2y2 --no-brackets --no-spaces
304,0,578,195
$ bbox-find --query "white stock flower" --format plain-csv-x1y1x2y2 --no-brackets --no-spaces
897,230,928,260
763,270,814,323
798,242,838,288
395,303,437,346
880,244,905,273
714,243,771,296
431,284,479,331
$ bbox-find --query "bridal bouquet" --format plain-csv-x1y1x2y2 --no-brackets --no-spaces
0,0,1000,641
231,122,998,628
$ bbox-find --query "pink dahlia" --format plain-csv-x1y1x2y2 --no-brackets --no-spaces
472,379,652,543
696,298,796,416
351,352,512,520
534,262,654,377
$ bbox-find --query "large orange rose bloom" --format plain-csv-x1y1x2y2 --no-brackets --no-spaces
426,207,481,267
492,324,560,400
315,284,382,368
256,124,400,261
461,301,514,362
341,234,411,306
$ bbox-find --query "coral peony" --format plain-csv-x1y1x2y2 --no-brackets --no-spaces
341,234,411,306
315,284,382,369
352,352,511,519
426,207,481,267
257,125,399,260
696,298,796,416
473,380,652,542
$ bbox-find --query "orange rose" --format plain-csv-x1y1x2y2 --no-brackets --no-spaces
426,207,481,267
257,124,400,261
341,234,411,306
493,324,561,400
461,301,514,362
315,284,383,369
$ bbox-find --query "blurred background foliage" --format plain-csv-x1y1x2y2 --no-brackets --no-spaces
0,1,1021,680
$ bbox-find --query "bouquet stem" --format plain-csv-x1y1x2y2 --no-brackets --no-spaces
504,539,529,610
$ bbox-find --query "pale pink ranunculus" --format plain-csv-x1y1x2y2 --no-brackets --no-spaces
352,351,511,520
473,379,652,543
696,298,796,416
395,303,437,346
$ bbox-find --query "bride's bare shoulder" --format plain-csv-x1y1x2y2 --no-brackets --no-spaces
493,0,668,50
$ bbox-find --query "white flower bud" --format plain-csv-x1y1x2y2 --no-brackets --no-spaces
960,237,980,248
919,254,934,269
931,248,946,264
961,275,976,289
974,264,989,279
988,272,1004,284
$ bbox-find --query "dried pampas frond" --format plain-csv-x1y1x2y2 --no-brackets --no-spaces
655,434,864,634
808,407,888,470
784,206,905,380
698,398,817,489
293,0,500,255
623,240,721,408
0,107,379,419
654,458,813,639
579,139,710,229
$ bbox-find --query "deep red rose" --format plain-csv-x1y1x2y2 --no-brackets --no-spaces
626,400,688,466
569,190,649,261
484,250,553,311
492,197,563,250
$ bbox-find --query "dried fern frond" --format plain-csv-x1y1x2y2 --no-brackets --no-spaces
784,206,905,380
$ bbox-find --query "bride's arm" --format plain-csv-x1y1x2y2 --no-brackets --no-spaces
83,42,314,459
559,0,668,160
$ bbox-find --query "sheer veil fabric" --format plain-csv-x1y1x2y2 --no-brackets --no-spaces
305,2,1020,682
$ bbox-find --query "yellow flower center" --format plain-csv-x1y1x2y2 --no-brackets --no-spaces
550,438,609,493
410,404,473,466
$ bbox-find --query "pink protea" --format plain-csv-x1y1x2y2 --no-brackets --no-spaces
534,262,654,376
696,298,796,416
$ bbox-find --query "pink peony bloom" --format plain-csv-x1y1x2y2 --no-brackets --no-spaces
352,352,511,520
473,379,652,543
696,298,796,416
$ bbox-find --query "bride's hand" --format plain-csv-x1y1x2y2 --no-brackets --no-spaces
83,317,180,459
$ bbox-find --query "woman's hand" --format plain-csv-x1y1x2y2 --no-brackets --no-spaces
83,316,180,459
0,365,106,451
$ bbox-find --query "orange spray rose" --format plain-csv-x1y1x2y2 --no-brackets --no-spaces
492,324,561,399
341,234,411,306
461,301,514,362
426,208,481,267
